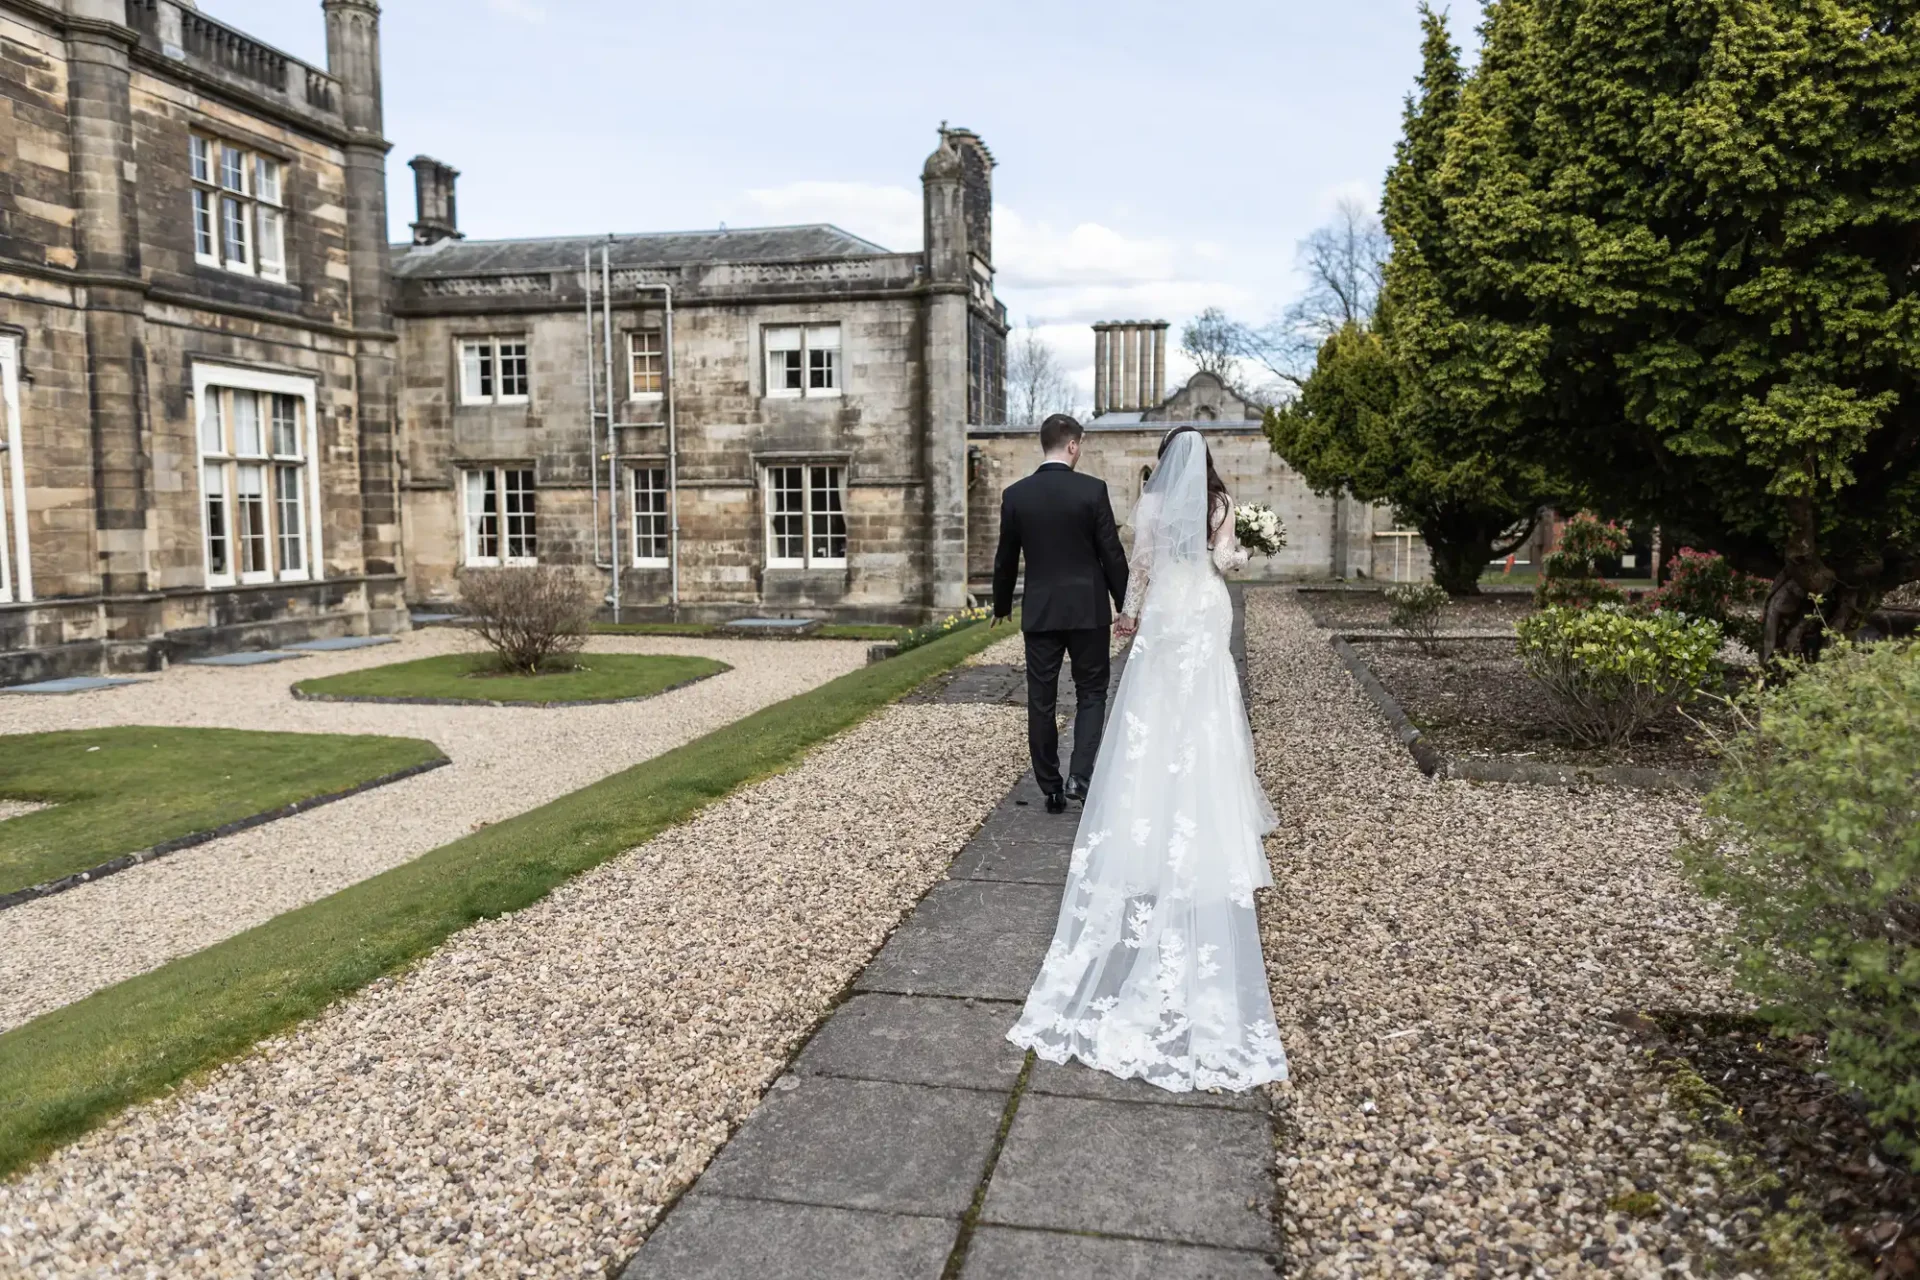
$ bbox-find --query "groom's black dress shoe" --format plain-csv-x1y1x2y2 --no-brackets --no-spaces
1044,790,1068,815
1063,776,1090,804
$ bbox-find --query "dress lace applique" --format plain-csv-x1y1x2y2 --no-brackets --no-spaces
1008,474,1287,1095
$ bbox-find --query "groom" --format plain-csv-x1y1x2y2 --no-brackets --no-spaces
990,414,1130,815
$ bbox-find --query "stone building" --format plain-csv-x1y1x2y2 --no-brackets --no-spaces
967,320,1431,587
391,127,1006,624
0,0,400,684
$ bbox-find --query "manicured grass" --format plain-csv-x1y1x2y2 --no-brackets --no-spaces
0,727,445,897
591,621,717,636
590,621,907,642
0,613,1012,1177
815,624,908,641
295,652,727,705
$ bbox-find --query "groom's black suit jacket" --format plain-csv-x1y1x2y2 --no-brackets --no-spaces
992,461,1130,633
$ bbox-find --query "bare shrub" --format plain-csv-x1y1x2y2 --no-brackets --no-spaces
460,567,594,675
1385,582,1448,653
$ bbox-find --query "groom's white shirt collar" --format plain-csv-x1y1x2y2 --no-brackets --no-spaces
1037,460,1072,471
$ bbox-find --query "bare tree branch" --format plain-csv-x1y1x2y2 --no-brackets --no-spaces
1232,198,1390,389
1006,319,1078,425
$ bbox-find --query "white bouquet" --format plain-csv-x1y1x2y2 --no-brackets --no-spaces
1235,503,1287,556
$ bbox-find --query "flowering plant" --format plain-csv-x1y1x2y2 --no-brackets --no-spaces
896,605,992,654
1235,504,1287,556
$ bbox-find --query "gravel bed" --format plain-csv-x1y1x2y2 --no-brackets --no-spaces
1353,636,1739,772
0,629,867,1033
0,701,1029,1277
0,800,49,824
1245,590,1767,1275
1299,589,1532,634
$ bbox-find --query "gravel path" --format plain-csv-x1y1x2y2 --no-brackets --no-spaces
0,701,1029,1277
0,800,48,823
0,630,868,1032
1247,590,1745,1275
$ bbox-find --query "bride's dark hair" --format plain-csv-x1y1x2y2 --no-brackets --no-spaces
1157,426,1230,512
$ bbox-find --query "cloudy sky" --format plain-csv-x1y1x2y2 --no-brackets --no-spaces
208,0,1433,403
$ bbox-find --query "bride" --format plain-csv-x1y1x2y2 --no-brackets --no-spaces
1006,427,1289,1093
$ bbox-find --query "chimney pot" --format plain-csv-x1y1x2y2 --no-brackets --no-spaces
408,155,462,245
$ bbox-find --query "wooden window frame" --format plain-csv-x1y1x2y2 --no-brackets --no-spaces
764,462,847,569
191,364,321,589
458,336,532,406
190,133,287,282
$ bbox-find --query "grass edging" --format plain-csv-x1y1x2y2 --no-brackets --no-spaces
290,663,728,709
0,617,1010,1178
1328,634,1711,791
0,757,451,913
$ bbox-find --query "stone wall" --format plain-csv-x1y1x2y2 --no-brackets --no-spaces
0,0,401,684
396,290,943,621
967,426,1427,587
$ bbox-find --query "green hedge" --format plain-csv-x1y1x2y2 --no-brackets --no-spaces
1683,638,1920,1168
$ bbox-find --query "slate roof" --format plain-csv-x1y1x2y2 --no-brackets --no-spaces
391,224,897,278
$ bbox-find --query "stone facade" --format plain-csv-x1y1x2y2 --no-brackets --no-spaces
967,336,1433,588
392,128,1006,624
0,0,401,684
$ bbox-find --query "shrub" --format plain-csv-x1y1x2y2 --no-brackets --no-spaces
1681,639,1920,1169
1515,604,1722,746
1536,513,1631,609
1652,547,1769,651
897,606,990,654
1385,582,1449,652
460,566,594,675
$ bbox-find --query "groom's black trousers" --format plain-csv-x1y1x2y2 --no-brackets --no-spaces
1024,627,1111,795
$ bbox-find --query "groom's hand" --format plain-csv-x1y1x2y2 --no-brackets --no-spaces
989,613,1007,630
1113,614,1137,638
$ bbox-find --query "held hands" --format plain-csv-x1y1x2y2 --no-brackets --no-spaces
1113,614,1138,638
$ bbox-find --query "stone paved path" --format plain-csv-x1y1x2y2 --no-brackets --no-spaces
623,594,1281,1278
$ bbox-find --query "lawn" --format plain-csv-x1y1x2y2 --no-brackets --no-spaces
0,612,1012,1176
0,727,445,898
295,652,728,704
591,621,906,642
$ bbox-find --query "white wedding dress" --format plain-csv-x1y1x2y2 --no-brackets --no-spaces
1007,431,1289,1093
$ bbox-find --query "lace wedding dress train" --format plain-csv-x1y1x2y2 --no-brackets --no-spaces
1006,431,1289,1093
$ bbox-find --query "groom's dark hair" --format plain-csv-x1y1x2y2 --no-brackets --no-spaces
1039,414,1084,454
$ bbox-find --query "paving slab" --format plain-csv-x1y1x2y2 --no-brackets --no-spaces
980,1093,1276,1250
1,676,144,695
855,880,1060,1000
621,590,1277,1276
691,1075,1007,1218
961,1227,1277,1279
283,635,400,652
622,1196,958,1280
970,803,1080,846
792,993,1027,1092
1023,1059,1268,1112
185,650,304,666
947,837,1072,885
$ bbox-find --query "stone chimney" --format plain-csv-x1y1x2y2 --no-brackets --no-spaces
408,156,462,245
1092,320,1168,416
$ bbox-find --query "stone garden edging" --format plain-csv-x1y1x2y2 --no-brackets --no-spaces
289,665,727,709
0,756,452,913
1328,635,1713,792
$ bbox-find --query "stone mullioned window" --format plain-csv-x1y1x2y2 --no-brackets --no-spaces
458,336,531,406
765,464,846,568
190,134,286,282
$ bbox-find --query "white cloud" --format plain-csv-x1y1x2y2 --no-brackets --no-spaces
732,182,922,253
1313,179,1382,220
486,0,546,24
726,180,1261,409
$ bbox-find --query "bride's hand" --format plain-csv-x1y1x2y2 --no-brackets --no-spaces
1114,614,1137,638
